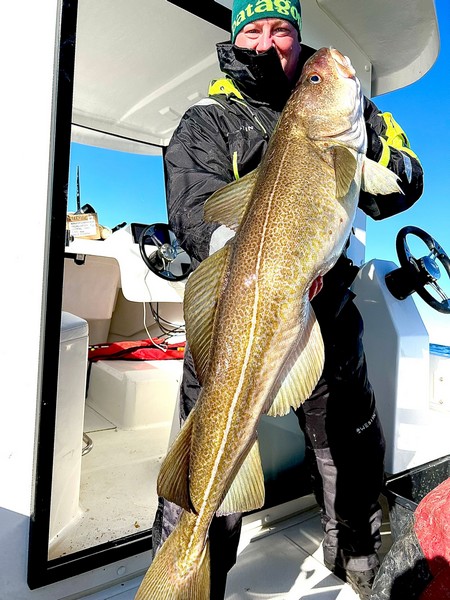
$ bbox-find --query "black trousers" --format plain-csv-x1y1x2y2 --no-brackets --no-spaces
296,296,385,572
152,296,386,597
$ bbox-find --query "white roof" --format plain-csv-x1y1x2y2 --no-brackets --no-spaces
72,0,439,150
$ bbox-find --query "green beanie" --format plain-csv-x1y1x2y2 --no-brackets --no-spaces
231,0,302,42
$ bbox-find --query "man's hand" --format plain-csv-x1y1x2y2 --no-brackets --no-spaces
209,225,235,255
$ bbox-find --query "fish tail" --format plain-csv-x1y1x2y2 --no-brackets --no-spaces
135,512,210,600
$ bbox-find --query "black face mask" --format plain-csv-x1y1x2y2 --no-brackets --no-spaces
216,43,294,110
216,42,312,111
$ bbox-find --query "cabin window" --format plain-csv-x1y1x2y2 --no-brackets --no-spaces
51,141,177,562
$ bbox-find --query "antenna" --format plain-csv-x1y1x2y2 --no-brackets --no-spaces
76,166,81,212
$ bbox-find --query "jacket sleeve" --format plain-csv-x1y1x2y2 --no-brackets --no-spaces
165,102,234,263
360,97,424,220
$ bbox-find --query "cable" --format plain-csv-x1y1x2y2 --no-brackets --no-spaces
141,259,186,343
149,303,185,337
142,302,167,351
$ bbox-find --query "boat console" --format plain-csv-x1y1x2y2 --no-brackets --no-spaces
352,227,450,473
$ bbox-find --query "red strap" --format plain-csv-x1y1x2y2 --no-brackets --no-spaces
88,339,185,361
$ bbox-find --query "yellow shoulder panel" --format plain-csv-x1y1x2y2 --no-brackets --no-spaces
208,77,244,100
378,112,420,165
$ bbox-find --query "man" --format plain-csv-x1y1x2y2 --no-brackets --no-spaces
152,2,423,598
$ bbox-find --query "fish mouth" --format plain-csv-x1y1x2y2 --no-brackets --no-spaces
329,48,356,79
327,49,366,150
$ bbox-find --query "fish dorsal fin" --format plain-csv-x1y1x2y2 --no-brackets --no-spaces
157,409,195,512
204,167,259,230
334,146,358,199
362,157,404,195
267,303,324,417
184,245,231,384
216,439,265,516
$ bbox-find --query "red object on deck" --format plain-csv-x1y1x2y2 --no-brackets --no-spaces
415,477,450,599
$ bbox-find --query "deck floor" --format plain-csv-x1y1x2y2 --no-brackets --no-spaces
49,406,164,559
82,501,392,599
51,405,392,596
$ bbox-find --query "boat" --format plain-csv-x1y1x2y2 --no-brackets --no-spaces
1,0,448,598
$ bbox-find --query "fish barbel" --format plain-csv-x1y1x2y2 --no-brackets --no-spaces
135,47,401,600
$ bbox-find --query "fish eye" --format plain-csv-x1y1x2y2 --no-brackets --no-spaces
309,73,321,84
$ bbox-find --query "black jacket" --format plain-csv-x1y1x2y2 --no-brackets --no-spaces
165,42,424,293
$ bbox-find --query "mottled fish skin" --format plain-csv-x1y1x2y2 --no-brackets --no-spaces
135,48,402,600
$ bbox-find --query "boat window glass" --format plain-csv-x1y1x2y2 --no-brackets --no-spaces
52,142,169,562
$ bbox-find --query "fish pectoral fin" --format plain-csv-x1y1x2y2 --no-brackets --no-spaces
157,409,194,512
204,167,259,230
362,157,404,196
333,146,358,198
184,245,231,384
216,439,265,516
267,303,325,417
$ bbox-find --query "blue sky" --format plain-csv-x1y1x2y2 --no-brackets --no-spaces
364,0,450,342
68,0,450,343
68,147,168,227
366,0,450,263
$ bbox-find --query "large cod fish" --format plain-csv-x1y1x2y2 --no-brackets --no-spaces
135,47,402,600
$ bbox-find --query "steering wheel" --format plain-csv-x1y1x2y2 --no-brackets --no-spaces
385,225,450,314
138,223,193,282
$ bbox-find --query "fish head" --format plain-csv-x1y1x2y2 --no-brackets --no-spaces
293,47,366,153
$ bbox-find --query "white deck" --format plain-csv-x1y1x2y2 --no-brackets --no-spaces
49,406,163,559
79,500,392,600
